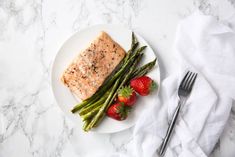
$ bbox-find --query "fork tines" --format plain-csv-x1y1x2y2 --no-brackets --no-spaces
180,71,197,93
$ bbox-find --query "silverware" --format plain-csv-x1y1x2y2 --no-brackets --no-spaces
158,71,198,156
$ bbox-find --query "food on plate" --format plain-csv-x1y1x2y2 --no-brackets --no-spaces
130,76,158,96
107,75,157,121
61,31,126,100
69,32,158,131
117,86,137,107
106,102,130,121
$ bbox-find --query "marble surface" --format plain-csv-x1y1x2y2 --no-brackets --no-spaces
0,0,235,157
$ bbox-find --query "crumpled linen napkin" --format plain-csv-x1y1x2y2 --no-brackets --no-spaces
133,11,235,157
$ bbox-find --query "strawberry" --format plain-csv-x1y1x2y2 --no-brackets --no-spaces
118,86,137,106
106,102,130,121
130,76,157,96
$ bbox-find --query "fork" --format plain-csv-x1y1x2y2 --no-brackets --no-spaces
158,71,198,156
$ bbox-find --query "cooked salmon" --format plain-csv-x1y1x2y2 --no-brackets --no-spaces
61,31,126,100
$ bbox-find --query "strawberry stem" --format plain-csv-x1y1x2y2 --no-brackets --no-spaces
150,81,158,93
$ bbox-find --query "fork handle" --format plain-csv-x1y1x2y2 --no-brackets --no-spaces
158,100,182,156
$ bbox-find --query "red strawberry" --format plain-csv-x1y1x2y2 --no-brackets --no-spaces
118,86,137,106
130,76,157,96
106,102,130,121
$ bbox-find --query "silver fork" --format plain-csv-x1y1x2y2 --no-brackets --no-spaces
158,71,198,156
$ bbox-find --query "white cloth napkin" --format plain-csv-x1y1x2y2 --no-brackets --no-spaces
133,11,235,157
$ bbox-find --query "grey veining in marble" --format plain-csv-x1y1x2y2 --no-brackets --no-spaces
0,0,235,157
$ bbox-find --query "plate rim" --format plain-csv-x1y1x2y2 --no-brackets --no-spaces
51,24,161,133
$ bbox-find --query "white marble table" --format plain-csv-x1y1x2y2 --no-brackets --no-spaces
0,0,235,157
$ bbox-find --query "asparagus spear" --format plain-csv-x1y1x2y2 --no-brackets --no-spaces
71,100,90,113
79,97,105,116
123,32,138,63
71,97,98,113
81,105,102,121
78,92,109,115
83,119,90,131
131,32,137,48
131,58,157,78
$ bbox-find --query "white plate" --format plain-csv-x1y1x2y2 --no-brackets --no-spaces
51,24,160,133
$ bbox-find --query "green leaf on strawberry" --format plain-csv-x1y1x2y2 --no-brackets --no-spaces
118,86,137,106
106,102,130,121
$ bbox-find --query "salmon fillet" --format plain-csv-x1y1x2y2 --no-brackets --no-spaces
61,31,126,100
